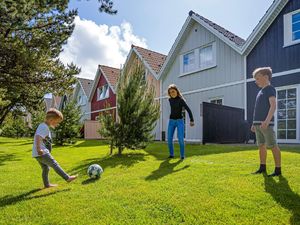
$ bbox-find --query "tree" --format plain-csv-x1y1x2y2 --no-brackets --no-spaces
53,100,82,145
98,0,118,14
99,64,160,155
28,103,47,137
0,0,117,126
0,111,27,138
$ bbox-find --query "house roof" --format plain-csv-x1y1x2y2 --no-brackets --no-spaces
158,10,247,79
99,65,120,90
88,65,120,101
190,11,246,47
158,1,289,79
132,45,167,75
77,77,93,97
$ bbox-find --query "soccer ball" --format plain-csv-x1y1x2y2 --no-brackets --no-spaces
87,164,103,179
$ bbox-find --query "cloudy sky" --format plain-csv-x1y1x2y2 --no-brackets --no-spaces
60,0,274,79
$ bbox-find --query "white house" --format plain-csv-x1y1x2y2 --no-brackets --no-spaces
73,77,93,123
158,11,246,142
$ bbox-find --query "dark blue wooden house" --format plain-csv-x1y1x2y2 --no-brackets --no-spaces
243,0,300,144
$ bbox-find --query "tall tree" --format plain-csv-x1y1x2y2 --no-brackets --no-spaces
99,64,160,155
53,100,82,145
0,0,117,126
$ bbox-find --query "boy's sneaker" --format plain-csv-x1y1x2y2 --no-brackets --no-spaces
168,155,174,159
180,157,185,160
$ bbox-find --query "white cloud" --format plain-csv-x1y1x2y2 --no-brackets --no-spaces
60,16,147,79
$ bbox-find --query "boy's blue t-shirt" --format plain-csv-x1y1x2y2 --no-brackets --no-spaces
253,85,276,125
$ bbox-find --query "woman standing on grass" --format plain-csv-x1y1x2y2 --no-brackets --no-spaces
167,84,194,160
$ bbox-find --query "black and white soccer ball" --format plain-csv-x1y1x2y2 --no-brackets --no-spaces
87,164,103,179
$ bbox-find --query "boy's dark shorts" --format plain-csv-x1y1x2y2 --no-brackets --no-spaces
255,125,278,148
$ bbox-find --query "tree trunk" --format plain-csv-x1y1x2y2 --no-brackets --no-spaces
0,105,13,126
110,140,113,155
118,147,123,155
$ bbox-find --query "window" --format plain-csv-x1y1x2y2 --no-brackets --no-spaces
97,87,103,101
199,45,214,69
183,51,195,73
292,12,300,41
180,42,216,76
210,98,223,105
284,9,300,46
97,84,109,101
78,96,82,105
276,88,297,140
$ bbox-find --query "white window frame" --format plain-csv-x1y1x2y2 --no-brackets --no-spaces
209,96,224,105
274,85,300,144
180,50,197,75
199,42,217,71
179,42,216,77
97,84,110,101
283,9,300,47
97,87,103,101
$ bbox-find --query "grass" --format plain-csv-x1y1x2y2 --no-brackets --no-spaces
0,137,300,225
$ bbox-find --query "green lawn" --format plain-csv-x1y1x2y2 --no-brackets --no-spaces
0,137,300,225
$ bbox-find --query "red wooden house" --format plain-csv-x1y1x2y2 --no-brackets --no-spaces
85,65,120,139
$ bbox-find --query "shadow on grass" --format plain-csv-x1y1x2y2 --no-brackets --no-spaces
145,159,190,181
82,177,100,185
264,175,300,225
0,152,20,167
145,142,257,160
71,139,109,148
0,188,70,208
70,153,147,176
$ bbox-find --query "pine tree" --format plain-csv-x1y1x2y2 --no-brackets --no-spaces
99,64,160,155
54,100,82,145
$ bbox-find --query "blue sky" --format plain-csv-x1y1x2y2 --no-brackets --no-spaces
59,0,275,80
69,0,274,55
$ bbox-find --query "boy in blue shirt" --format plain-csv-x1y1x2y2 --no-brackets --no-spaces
251,67,281,177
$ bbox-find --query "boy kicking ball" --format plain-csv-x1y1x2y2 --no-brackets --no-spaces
251,67,281,177
32,108,77,188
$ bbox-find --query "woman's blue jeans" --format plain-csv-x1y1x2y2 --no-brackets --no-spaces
167,119,185,158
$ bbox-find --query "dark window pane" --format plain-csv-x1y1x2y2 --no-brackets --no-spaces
287,99,297,109
278,130,286,139
277,90,286,99
278,120,286,129
287,120,296,129
287,89,297,99
278,110,287,119
287,130,296,139
278,100,286,109
287,109,296,119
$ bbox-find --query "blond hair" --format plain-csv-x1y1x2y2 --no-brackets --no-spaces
253,67,272,80
46,108,63,121
167,84,183,99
